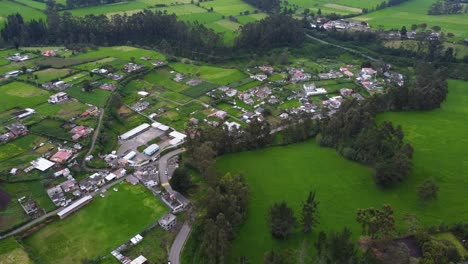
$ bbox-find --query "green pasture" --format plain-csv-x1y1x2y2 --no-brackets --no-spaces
0,238,32,264
67,85,111,107
144,68,190,92
30,119,69,139
23,183,168,264
200,0,257,16
169,63,246,85
356,0,468,39
216,80,468,263
181,81,218,98
72,46,165,67
0,82,50,112
26,68,75,83
35,100,88,119
0,1,46,23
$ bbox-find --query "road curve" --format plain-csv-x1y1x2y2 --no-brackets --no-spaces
169,222,191,264
158,148,185,194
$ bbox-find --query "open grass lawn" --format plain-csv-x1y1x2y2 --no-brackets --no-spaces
0,238,33,264
144,69,190,92
35,100,88,119
67,85,111,107
0,180,54,233
23,183,168,264
23,68,75,83
356,0,468,38
71,46,165,67
0,82,50,112
0,1,45,24
170,63,246,85
216,80,468,263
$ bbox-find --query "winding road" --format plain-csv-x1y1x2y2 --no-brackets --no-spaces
82,108,105,172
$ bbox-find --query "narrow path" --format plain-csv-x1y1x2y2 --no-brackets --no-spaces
305,33,378,61
82,108,105,172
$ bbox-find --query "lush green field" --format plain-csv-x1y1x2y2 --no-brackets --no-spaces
23,183,168,264
356,0,468,39
169,63,246,85
21,68,75,83
35,100,88,119
0,82,50,112
0,1,46,24
144,68,190,92
0,237,33,264
216,80,468,263
72,46,165,67
67,85,111,107
181,81,218,98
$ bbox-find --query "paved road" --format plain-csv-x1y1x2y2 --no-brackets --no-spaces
169,222,191,264
82,108,105,172
0,178,124,240
158,148,185,194
305,33,378,61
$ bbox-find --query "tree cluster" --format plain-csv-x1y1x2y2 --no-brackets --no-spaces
428,0,465,15
235,14,304,50
416,232,462,264
199,173,250,263
319,99,413,188
357,205,396,239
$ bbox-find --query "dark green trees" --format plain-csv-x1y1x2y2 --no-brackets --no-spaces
268,201,297,239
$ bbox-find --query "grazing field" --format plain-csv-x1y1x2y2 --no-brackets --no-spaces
30,119,69,139
0,1,46,23
22,68,75,83
199,0,256,16
71,46,165,67
217,80,468,263
284,0,380,14
144,69,190,92
356,0,468,38
181,81,218,98
35,100,88,119
0,82,50,112
67,85,112,107
0,238,33,264
23,183,168,264
170,63,246,85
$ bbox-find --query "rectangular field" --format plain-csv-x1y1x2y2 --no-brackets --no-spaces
23,183,168,264
0,82,50,112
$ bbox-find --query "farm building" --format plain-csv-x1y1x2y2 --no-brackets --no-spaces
159,213,177,230
48,92,69,104
119,123,150,140
14,108,36,119
123,151,137,161
31,158,55,172
57,195,93,219
143,144,160,156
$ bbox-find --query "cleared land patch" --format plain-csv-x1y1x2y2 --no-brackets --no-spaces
0,82,50,112
23,183,167,264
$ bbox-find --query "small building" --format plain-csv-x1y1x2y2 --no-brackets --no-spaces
50,149,73,163
130,234,143,245
143,144,160,156
14,108,35,119
159,213,177,230
137,91,150,97
303,83,327,96
130,255,147,264
224,121,241,131
6,122,28,137
126,175,139,185
123,151,137,161
48,92,69,104
31,158,55,172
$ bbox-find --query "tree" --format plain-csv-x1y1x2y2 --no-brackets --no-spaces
400,26,407,36
268,201,297,239
316,228,359,264
432,25,441,32
317,8,322,15
301,191,319,233
186,142,216,176
411,24,418,30
417,180,438,203
170,166,193,194
356,204,396,239
82,80,93,92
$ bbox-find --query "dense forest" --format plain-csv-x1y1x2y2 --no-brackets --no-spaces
64,0,125,9
428,0,467,15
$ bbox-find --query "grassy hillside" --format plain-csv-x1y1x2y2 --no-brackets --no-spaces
356,0,468,39
216,79,468,263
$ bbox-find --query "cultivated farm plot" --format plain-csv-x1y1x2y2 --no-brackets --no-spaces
0,82,50,112
216,80,468,263
356,0,468,38
23,184,168,264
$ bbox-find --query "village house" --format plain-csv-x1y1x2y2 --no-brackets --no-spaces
6,53,32,62
159,213,177,230
303,83,327,96
99,83,116,91
126,175,139,185
254,86,272,99
4,70,22,78
107,73,123,80
71,125,93,141
224,121,241,131
31,157,55,172
54,168,71,178
42,50,56,57
48,92,69,104
210,110,227,120
318,71,343,80
279,113,289,119
259,66,274,74
50,149,74,163
340,88,353,97
18,197,39,216
140,56,152,61
47,186,68,207
152,59,164,67
340,67,354,77
6,122,29,137
123,63,144,73
60,179,78,193
289,68,311,83
82,106,99,117
250,74,268,82
226,88,238,97
14,108,35,119
173,73,185,82
91,68,108,75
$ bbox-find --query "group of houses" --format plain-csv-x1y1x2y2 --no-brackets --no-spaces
0,122,29,142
